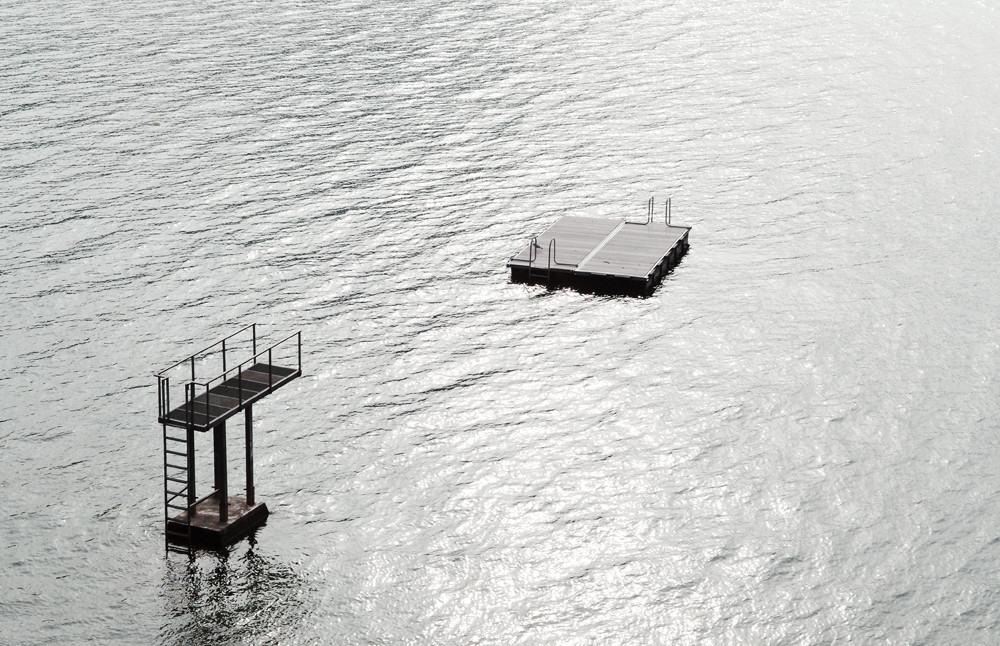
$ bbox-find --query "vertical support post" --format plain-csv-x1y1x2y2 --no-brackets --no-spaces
187,426,197,512
245,405,255,506
214,421,228,524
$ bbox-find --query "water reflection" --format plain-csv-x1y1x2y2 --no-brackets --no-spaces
159,535,313,646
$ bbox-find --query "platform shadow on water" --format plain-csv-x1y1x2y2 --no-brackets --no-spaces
159,535,314,646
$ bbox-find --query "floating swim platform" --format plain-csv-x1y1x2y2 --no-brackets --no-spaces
508,197,690,297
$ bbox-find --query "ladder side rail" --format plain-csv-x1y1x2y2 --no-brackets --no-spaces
162,424,170,526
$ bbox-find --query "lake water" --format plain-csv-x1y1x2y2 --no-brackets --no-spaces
3,1,1000,644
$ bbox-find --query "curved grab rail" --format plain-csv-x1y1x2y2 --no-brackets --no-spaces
545,238,579,281
625,195,673,226
510,236,540,265
625,196,656,226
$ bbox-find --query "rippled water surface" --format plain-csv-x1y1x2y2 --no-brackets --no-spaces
3,1,1000,644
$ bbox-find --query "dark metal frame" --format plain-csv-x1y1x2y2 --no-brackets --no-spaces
158,325,301,551
156,329,302,432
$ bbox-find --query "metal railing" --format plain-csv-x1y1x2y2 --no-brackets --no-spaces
626,196,673,226
157,327,301,428
156,323,257,382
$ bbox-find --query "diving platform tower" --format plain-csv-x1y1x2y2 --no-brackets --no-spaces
155,324,301,550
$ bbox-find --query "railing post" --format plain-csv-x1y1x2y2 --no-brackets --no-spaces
268,348,273,389
297,331,302,371
252,324,257,356
222,339,226,373
190,356,195,382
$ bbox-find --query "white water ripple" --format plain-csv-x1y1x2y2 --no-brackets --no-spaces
2,0,1000,644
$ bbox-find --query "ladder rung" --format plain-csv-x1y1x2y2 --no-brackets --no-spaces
165,436,187,443
165,449,187,457
166,490,188,501
166,503,189,511
166,476,188,485
165,462,187,470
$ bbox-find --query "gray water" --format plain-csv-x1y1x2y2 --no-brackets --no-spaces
3,0,1000,644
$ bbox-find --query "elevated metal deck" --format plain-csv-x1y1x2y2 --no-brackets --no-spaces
156,327,301,432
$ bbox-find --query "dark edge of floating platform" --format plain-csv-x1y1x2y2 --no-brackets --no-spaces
509,218,691,297
166,494,268,549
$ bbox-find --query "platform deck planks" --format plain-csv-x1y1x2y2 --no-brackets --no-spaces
159,363,299,432
508,215,690,296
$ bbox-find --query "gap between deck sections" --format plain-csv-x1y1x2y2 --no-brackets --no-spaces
575,220,627,272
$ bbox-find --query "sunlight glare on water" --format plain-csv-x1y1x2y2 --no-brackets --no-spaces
2,0,1000,644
